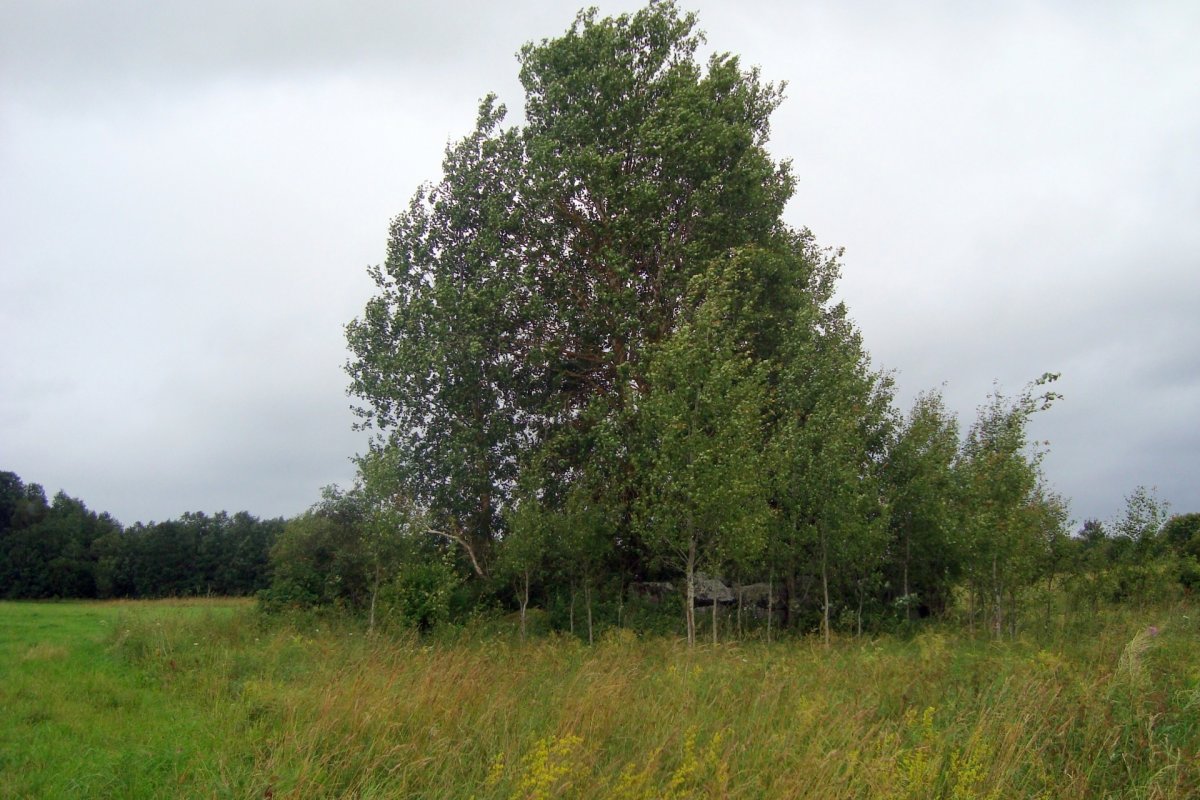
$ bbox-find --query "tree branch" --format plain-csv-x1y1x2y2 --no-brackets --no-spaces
427,526,486,578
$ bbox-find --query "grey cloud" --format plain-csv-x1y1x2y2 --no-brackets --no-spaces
0,0,612,110
1,0,1197,525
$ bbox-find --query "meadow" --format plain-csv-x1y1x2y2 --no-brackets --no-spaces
2,599,1198,799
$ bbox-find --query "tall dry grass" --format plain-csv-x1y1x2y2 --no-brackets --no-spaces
100,602,1200,798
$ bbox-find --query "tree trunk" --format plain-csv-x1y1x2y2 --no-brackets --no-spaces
857,587,864,638
1044,575,1054,633
585,582,594,645
617,582,624,628
685,539,697,646
767,572,774,644
519,569,530,642
903,532,911,622
784,573,797,630
429,526,486,578
569,585,576,637
821,535,831,648
368,562,380,634
992,554,1002,640
736,582,743,639
1008,586,1018,639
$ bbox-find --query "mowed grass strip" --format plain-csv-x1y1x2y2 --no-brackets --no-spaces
0,599,260,799
2,600,1199,798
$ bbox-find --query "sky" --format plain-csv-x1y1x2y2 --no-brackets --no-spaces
1,0,1197,527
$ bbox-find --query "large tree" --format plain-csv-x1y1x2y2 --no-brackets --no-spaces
346,1,801,579
346,99,526,572
346,2,1019,642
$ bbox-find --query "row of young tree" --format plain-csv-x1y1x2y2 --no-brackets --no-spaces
264,2,1197,643
0,471,281,599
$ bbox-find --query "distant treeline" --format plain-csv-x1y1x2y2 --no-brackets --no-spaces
0,471,281,599
4,464,1199,640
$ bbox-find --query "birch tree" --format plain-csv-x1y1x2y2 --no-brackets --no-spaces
636,260,770,646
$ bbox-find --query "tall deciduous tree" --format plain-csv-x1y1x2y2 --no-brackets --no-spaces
346,99,526,573
345,1,797,581
958,374,1062,637
770,272,892,642
884,391,962,619
635,259,770,645
1113,485,1170,560
343,2,1079,642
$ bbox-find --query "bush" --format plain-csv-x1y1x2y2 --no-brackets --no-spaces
378,554,462,632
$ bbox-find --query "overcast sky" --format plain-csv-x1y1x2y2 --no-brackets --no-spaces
1,0,1196,527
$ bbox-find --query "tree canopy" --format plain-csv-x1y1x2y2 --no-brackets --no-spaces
339,1,1092,640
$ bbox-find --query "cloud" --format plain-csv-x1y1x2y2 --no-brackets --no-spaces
1,0,1197,525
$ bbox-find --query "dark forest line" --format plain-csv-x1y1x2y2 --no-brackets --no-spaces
3,466,1198,644
0,471,281,599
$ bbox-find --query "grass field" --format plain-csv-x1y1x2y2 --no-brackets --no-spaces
2,599,1199,798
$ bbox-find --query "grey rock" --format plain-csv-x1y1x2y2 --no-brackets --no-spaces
693,573,734,606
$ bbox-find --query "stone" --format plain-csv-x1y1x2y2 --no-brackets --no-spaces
693,573,734,606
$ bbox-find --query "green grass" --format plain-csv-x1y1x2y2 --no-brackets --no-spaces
2,600,1199,798
0,599,260,798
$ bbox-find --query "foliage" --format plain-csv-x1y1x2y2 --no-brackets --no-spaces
345,5,793,568
1113,485,1170,560
1161,512,1200,560
883,391,962,619
0,470,279,600
378,552,462,632
956,375,1065,636
634,258,771,644
330,2,1200,641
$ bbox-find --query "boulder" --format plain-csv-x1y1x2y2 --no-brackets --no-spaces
693,573,734,606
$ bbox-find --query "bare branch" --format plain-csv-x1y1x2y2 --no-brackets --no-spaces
427,526,486,578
